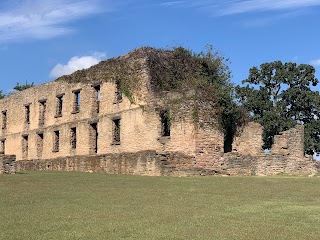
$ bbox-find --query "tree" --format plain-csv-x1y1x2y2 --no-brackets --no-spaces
236,61,320,155
13,80,34,91
0,90,5,99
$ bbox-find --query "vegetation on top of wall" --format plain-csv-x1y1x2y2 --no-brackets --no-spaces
58,50,145,104
146,45,246,145
0,90,5,99
58,46,245,142
0,80,35,98
13,80,35,91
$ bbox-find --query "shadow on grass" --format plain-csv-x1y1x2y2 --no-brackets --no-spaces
15,171,29,174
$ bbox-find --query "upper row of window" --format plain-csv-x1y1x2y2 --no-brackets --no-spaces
1,82,123,129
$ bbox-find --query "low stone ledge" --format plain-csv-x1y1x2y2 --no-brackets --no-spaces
15,151,222,177
221,152,317,176
14,150,318,177
0,155,16,174
17,151,160,176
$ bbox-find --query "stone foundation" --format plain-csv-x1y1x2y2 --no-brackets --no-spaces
16,151,219,176
221,153,317,176
0,155,16,174
15,149,318,177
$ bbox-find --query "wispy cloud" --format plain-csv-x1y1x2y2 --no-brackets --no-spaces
161,0,320,16
217,0,320,16
310,59,320,67
243,9,306,26
161,1,187,7
49,52,106,78
0,0,112,43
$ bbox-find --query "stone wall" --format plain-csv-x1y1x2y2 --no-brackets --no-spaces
271,125,304,158
13,124,319,176
0,72,157,160
16,151,162,176
222,153,316,176
316,161,320,172
232,122,263,155
0,155,16,174
0,49,216,163
221,124,317,176
0,47,317,177
16,151,218,177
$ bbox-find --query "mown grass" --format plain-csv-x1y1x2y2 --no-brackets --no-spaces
1,171,320,240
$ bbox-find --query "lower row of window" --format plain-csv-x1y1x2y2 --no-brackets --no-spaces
19,119,121,159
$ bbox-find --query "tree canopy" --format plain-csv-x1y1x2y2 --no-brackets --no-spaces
0,90,5,99
13,80,34,91
0,80,35,98
236,61,320,155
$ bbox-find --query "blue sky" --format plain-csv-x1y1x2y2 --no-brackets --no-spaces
0,0,320,93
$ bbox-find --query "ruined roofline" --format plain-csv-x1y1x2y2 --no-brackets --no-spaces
55,46,170,85
0,46,214,102
0,46,162,101
53,46,207,101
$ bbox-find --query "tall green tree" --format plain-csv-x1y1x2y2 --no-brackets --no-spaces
13,80,34,91
236,61,320,155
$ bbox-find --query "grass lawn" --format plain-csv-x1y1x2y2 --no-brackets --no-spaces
1,171,320,240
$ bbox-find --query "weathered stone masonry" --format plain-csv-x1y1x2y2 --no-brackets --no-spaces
0,47,317,176
0,155,16,174
223,123,317,176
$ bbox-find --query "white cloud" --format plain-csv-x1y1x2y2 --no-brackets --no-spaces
49,52,106,78
310,59,320,67
0,0,112,43
243,9,306,26
217,0,320,16
161,1,187,7
293,56,299,61
161,0,320,16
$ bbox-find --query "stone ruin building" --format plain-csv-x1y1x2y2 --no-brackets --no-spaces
0,47,317,176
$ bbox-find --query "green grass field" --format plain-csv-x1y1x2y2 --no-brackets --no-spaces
1,171,320,240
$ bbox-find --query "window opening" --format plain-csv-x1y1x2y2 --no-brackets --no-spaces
71,127,77,149
37,133,44,158
73,90,81,113
113,119,121,144
39,100,46,127
0,140,5,154
160,110,170,137
94,85,100,113
25,105,30,124
89,123,98,153
53,131,60,152
2,111,7,129
224,131,233,153
22,135,28,159
56,95,63,117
